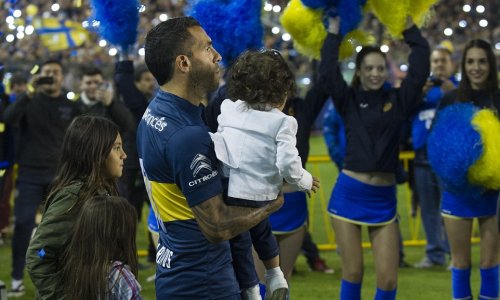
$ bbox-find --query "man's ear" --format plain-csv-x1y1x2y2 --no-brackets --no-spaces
175,55,191,73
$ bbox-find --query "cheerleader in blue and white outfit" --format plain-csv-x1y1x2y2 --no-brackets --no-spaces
436,39,500,300
319,16,429,299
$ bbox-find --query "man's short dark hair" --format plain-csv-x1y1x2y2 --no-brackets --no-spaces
79,66,103,79
227,50,296,109
144,16,201,85
10,73,28,87
40,59,64,72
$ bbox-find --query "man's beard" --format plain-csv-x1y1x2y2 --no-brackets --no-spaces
188,60,219,95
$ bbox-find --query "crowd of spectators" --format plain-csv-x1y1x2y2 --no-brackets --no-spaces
1,1,499,84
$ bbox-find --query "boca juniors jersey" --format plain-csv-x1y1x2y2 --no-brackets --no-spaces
137,90,239,299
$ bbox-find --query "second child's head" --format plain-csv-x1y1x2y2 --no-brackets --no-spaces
227,49,296,111
62,196,138,300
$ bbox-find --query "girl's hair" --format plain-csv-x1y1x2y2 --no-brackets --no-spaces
457,39,498,102
350,46,387,89
227,49,296,110
46,115,120,209
61,195,138,300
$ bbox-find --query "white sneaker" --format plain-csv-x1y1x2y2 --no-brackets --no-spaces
8,282,25,298
265,271,288,300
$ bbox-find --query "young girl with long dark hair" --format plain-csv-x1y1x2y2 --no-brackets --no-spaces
26,115,127,299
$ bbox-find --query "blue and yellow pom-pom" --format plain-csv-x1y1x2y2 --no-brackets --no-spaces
468,109,500,190
428,103,500,196
427,103,483,196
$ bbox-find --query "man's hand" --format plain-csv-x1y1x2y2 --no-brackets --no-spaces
440,78,455,93
95,83,113,106
192,194,284,243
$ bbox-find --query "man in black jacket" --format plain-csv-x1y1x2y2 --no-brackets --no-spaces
3,60,82,296
76,66,134,134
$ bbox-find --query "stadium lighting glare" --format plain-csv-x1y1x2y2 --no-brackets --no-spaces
138,5,146,13
51,3,60,12
108,48,118,56
67,92,76,100
400,64,408,72
138,48,145,56
98,39,107,47
13,9,22,18
6,16,14,24
6,34,15,43
282,33,291,41
25,25,34,35
301,78,311,85
347,62,356,69
495,43,500,50
476,5,485,13
380,45,389,53
264,3,273,11
273,5,281,13
272,27,280,34
479,19,488,27
8,23,16,30
444,28,453,36
463,4,471,12
159,14,168,22
459,20,467,28
356,46,362,52
17,26,24,32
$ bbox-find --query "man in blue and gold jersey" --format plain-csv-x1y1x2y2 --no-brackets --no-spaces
138,17,284,299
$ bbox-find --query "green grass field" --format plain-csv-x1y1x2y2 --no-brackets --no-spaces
0,135,483,299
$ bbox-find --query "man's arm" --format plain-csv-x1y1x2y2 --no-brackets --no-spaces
192,194,283,243
170,125,283,243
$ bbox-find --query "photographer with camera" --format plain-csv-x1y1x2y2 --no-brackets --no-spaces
2,60,82,297
411,46,458,269
76,66,134,134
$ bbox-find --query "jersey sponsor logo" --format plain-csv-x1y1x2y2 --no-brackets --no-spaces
188,154,218,186
156,245,173,268
188,170,218,187
142,108,167,131
190,154,212,177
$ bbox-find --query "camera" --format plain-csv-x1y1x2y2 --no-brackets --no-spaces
35,76,55,85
